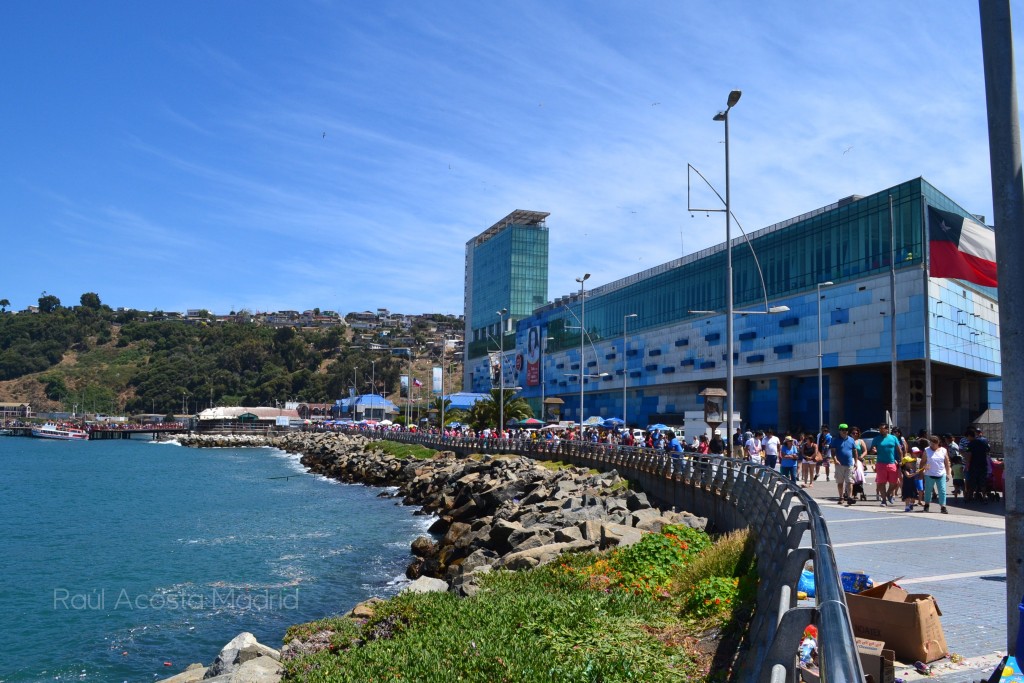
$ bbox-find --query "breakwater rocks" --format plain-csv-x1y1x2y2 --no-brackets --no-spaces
179,431,706,595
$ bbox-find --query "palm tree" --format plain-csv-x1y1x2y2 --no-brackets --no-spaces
427,396,467,426
466,388,533,430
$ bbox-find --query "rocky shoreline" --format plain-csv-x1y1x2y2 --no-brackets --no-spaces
165,431,706,681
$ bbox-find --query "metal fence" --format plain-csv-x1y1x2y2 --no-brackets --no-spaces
373,431,865,682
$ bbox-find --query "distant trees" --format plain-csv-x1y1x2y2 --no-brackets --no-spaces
38,292,61,313
0,299,9,313
80,292,102,309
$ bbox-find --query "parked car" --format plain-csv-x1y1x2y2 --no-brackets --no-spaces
859,429,881,454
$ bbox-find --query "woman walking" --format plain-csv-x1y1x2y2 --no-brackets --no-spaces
800,434,819,488
921,434,952,514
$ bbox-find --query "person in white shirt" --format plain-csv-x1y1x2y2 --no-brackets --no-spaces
921,434,951,514
745,431,764,464
762,430,781,469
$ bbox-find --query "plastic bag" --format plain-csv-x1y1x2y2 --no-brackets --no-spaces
798,568,815,598
840,571,873,594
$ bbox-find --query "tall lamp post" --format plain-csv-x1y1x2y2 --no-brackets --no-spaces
496,308,508,433
623,313,637,426
370,359,377,421
540,335,554,421
714,89,742,436
575,274,591,425
816,281,835,428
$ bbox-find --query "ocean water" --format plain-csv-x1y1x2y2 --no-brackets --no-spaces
0,436,430,682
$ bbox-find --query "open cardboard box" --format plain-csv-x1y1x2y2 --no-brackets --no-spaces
845,579,948,664
856,637,895,683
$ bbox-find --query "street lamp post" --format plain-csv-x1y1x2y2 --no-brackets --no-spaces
540,335,554,421
440,340,447,431
575,274,591,425
497,309,508,434
714,89,742,436
817,281,835,428
370,359,377,421
623,313,637,426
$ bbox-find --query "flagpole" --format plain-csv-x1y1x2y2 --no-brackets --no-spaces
889,195,898,429
922,194,933,435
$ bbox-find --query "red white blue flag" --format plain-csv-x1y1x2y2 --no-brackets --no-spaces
928,206,998,287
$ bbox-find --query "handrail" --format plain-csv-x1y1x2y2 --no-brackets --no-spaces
358,430,864,682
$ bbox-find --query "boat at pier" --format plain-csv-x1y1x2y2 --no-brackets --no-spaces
30,423,89,441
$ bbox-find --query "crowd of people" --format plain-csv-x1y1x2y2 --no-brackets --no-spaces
316,418,1001,514
730,423,999,512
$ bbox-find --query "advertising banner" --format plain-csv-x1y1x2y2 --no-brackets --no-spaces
488,351,501,388
400,374,409,398
525,326,542,387
432,366,442,395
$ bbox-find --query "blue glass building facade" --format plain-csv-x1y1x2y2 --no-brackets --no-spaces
463,210,550,386
465,179,1000,434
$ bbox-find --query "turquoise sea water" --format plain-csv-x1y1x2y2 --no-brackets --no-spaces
0,436,429,682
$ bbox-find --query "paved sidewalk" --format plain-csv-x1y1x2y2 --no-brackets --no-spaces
801,472,1007,682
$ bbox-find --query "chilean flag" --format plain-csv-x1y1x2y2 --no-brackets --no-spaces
928,206,998,287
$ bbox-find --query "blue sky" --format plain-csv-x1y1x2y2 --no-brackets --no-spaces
1,1,1013,316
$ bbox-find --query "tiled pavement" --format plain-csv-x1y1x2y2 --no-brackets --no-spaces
802,474,1007,682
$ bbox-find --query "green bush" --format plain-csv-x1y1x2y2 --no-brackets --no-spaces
684,576,741,619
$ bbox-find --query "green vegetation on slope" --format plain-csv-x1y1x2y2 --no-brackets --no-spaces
0,292,458,415
283,526,757,682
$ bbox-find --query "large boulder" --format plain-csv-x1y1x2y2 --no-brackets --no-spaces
600,523,644,550
203,656,283,683
496,539,597,570
203,633,279,680
402,576,449,594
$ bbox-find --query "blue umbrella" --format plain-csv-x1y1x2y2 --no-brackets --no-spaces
647,423,668,431
603,417,624,427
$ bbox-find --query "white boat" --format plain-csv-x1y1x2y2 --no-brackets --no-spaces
31,424,89,441
0,428,13,436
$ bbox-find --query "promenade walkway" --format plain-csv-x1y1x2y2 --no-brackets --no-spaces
803,473,1007,682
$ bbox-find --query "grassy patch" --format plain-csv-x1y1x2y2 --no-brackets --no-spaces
284,527,757,682
536,459,600,475
365,440,438,460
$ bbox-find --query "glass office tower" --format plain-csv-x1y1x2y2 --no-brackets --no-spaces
463,210,550,387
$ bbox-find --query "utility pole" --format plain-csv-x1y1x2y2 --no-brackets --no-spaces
980,0,1024,654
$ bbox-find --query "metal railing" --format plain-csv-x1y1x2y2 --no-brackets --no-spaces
366,431,864,682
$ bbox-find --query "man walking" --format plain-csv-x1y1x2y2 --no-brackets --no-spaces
873,423,901,506
964,427,991,503
815,425,833,481
762,428,781,470
831,423,857,505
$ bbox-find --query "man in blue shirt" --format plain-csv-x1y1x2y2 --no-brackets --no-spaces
831,423,857,506
815,425,833,481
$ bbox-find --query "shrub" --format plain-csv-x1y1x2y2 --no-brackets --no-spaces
684,576,741,620
671,528,753,595
565,525,713,597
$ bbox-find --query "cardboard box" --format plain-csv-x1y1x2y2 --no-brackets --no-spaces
845,580,948,664
855,637,895,683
